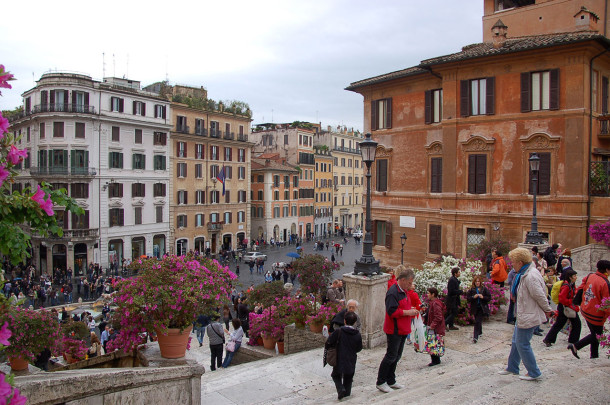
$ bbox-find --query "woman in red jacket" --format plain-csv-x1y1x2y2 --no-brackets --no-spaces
425,287,446,366
542,268,581,346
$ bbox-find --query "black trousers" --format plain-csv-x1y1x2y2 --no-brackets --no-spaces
493,280,505,287
544,305,581,344
209,344,224,370
445,305,458,327
575,320,604,358
473,306,484,339
430,354,441,364
377,333,407,386
331,369,354,396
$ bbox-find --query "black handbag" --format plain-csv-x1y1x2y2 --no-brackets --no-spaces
324,330,341,367
573,274,592,306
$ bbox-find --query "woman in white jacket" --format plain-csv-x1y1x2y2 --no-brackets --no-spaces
498,248,552,381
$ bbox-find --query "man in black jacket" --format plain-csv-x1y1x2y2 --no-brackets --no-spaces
325,311,362,400
445,267,462,330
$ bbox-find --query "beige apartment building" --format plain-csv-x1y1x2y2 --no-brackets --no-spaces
158,85,253,255
313,146,334,238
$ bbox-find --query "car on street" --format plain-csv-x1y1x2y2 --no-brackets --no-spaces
243,251,267,263
353,230,363,238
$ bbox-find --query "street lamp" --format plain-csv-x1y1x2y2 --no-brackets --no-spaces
400,233,407,265
354,133,380,276
525,153,543,245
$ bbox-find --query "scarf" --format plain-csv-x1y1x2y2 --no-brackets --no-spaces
510,263,530,298
475,286,481,306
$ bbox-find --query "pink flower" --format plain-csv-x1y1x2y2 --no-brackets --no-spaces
31,185,45,205
0,374,12,398
0,113,8,138
10,388,28,405
40,196,54,216
7,145,27,165
0,322,11,346
0,165,8,187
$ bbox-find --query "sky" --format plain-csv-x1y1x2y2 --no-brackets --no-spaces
1,0,483,132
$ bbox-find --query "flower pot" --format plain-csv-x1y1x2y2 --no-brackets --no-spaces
9,356,29,371
277,340,285,354
256,337,264,346
262,335,276,350
156,325,193,359
295,321,306,329
309,322,324,333
63,353,81,364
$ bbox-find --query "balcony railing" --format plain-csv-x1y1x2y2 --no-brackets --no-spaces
224,132,235,140
10,104,97,122
333,146,361,155
71,167,97,176
30,167,96,176
598,115,610,137
237,134,248,142
207,222,224,231
590,161,610,196
210,129,222,138
194,128,208,137
176,125,190,134
34,228,100,240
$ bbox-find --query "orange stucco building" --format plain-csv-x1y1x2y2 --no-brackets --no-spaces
347,0,610,267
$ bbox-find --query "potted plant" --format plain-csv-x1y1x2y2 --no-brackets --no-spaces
247,313,264,346
291,254,341,309
2,307,62,370
62,335,88,363
112,254,235,358
305,303,342,333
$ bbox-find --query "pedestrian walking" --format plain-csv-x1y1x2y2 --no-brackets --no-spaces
543,268,581,347
444,267,462,330
325,311,362,400
466,275,491,343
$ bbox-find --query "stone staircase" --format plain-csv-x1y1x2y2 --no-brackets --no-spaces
195,312,610,405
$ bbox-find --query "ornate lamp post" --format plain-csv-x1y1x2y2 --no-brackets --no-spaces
354,133,380,276
400,233,407,265
525,153,543,245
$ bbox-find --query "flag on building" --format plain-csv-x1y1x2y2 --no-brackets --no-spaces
216,166,226,196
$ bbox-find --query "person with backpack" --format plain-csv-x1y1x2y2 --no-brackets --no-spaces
491,249,508,287
543,243,559,269
568,260,610,359
543,268,581,347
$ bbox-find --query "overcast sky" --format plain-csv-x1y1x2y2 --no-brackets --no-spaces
1,0,483,132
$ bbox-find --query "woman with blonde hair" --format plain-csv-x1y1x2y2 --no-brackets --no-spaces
88,332,102,357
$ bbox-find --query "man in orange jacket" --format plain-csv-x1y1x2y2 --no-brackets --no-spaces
568,260,610,359
491,249,508,287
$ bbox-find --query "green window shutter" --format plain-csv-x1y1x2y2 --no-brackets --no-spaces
71,150,75,171
119,153,123,169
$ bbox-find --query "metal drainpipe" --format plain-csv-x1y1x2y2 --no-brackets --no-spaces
587,47,610,244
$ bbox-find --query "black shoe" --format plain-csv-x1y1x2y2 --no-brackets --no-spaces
473,338,478,344
448,326,459,331
567,344,580,359
533,331,543,336
338,390,347,400
428,362,440,367
543,340,552,347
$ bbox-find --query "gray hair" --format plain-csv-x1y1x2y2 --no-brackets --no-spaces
347,299,359,307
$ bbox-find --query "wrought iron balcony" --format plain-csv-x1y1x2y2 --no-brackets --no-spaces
590,161,610,197
332,146,361,155
237,134,248,142
34,228,100,241
224,132,235,140
10,104,97,122
210,129,222,138
598,115,610,137
30,167,96,177
194,128,208,137
176,125,190,134
207,222,223,231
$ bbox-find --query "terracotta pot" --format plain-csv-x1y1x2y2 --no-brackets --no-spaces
155,325,193,359
295,321,306,329
256,337,264,346
261,335,276,350
277,340,285,354
9,356,29,371
309,321,324,333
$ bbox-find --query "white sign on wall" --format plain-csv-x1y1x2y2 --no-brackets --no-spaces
400,216,416,228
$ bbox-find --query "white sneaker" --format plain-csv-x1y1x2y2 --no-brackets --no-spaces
376,383,392,393
497,369,516,375
519,374,541,381
389,383,404,390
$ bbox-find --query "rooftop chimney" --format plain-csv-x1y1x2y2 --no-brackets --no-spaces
491,19,508,48
574,6,599,32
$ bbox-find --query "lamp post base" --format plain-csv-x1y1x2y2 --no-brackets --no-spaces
524,231,543,245
353,257,380,276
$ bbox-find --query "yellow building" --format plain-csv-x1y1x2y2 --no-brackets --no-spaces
313,146,333,238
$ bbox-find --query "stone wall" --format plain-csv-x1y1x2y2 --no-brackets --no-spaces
283,324,326,354
572,243,610,275
16,363,204,405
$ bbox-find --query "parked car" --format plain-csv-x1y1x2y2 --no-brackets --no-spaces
353,230,363,238
243,251,267,263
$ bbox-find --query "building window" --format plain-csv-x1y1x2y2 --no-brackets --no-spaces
371,98,392,130
468,154,487,194
111,97,124,112
39,123,45,139
135,129,143,144
70,183,89,199
284,134,289,145
495,0,534,11
430,157,442,193
196,190,205,204
53,122,64,138
176,116,188,133
238,166,245,179
112,126,120,142
75,122,85,138
71,211,89,229
109,183,123,198
155,206,163,223
238,190,246,203
195,214,204,227
373,220,392,248
132,153,146,170
177,190,188,205
238,148,245,162
210,165,219,178
132,183,146,197
154,132,167,146
153,183,166,197
211,145,219,160
528,152,551,195
176,142,187,158
177,215,187,228
109,152,123,169
425,89,443,124
224,147,232,161
195,144,204,159
376,159,388,192
210,121,220,137
225,190,231,203
109,208,124,227
134,207,143,225
460,78,495,117
237,211,245,223
195,119,205,135
154,155,166,170
429,224,442,254
223,212,231,224
521,69,559,112
177,163,187,178
466,228,486,250
133,101,146,116
211,190,219,204
154,104,166,119
195,164,203,179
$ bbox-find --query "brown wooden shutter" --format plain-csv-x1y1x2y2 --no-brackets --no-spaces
84,211,90,228
602,76,609,114
176,142,180,157
521,72,531,112
142,103,146,116
468,155,477,193
476,154,487,194
133,101,137,115
425,90,432,124
41,90,48,106
132,183,136,197
385,98,392,129
431,157,442,193
50,90,55,105
529,152,551,195
84,93,89,107
376,159,388,191
371,100,378,130
385,221,392,249
486,77,495,115
460,80,470,117
162,106,167,119
549,69,559,110
119,209,124,226
429,224,441,254
71,91,76,109
119,98,124,112
63,90,68,109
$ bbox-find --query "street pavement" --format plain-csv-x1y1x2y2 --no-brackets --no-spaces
226,237,365,292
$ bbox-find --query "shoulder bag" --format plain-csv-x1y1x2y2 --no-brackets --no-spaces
210,324,225,344
226,340,236,352
324,329,341,367
572,274,591,306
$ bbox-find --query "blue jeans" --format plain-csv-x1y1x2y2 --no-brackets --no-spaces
506,325,541,378
376,334,407,386
195,326,206,345
222,342,241,368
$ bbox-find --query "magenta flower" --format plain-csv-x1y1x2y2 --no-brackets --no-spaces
0,65,14,89
10,388,28,405
7,145,27,165
0,322,11,346
40,196,54,216
0,374,12,398
0,113,8,138
0,165,9,187
31,185,45,205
